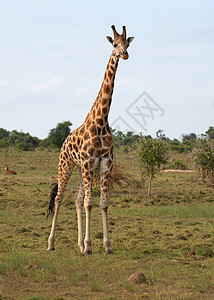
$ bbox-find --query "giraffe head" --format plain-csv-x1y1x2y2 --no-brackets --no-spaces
106,25,134,60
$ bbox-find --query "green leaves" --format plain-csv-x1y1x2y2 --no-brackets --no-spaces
47,121,72,148
139,137,168,180
139,137,168,196
194,137,214,185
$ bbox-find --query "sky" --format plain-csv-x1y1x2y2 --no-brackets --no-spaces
0,0,214,140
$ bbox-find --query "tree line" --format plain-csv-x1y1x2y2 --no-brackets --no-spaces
0,122,213,193
0,122,213,151
0,121,72,151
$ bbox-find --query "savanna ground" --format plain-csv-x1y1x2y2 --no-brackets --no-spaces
0,147,213,300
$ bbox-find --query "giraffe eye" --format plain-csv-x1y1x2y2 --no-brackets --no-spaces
113,43,118,47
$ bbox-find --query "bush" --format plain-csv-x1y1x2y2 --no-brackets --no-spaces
169,160,187,170
47,121,72,148
194,137,214,186
139,137,168,197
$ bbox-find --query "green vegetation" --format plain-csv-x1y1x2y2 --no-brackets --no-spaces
194,136,214,185
0,121,72,150
0,125,214,153
0,145,213,299
139,137,168,197
206,126,214,139
47,121,72,148
168,159,187,170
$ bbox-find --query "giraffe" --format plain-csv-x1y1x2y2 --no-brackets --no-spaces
47,25,134,254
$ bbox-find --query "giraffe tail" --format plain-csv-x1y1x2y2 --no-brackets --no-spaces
46,184,58,219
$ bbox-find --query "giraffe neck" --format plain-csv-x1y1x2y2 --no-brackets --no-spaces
85,52,120,127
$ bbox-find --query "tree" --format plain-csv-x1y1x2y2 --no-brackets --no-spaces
206,126,214,139
48,121,72,148
139,137,168,197
182,133,197,144
156,129,167,140
194,136,214,186
0,128,10,140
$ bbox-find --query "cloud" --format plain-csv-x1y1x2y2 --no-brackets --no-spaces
30,77,63,93
0,81,9,87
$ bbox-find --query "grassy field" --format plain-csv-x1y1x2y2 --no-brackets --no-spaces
0,147,214,299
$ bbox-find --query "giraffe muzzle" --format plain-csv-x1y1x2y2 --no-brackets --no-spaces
121,51,129,60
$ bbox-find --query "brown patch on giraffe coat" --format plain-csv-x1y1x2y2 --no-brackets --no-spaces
72,151,77,160
101,179,108,187
96,118,104,126
91,136,102,148
103,84,111,94
96,107,101,117
79,139,84,150
102,98,108,106
108,70,113,79
81,152,89,160
73,144,78,152
89,159,95,168
83,141,91,151
102,127,106,135
63,152,68,160
102,148,109,155
95,149,101,157
88,147,95,156
83,131,90,140
102,107,108,115
89,125,97,137
92,109,96,118
106,159,112,169
80,126,85,135
86,119,91,129
103,135,113,147
83,171,90,180
84,162,89,170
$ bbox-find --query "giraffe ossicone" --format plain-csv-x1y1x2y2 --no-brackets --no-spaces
47,25,134,254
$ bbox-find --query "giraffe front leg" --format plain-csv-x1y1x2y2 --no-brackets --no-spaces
100,158,113,255
75,167,85,253
84,204,92,254
82,167,93,255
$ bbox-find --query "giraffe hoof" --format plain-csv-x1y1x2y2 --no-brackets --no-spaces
105,249,113,255
47,247,55,252
84,250,92,255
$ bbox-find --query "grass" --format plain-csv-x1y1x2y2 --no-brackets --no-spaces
0,147,214,299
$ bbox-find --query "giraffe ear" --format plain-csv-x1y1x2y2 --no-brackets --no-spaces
106,36,114,44
127,37,134,44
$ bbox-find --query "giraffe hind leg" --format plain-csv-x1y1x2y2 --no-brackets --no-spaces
47,160,75,252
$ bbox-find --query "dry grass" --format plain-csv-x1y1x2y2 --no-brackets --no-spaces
0,147,213,299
